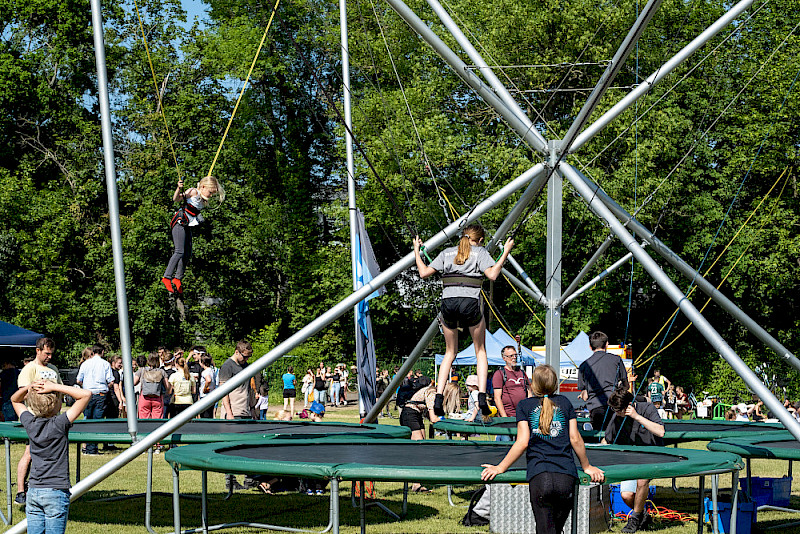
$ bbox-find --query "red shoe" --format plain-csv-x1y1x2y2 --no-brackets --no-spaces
173,279,183,294
161,277,174,293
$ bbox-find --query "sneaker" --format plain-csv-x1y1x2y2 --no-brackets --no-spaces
477,392,492,416
243,477,258,489
639,511,652,530
621,511,643,533
14,492,25,505
433,393,445,416
306,489,314,495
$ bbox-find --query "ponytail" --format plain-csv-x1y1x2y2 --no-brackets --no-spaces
454,224,485,265
531,365,558,435
454,235,471,265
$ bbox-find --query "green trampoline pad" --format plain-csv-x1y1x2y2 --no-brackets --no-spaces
708,432,800,460
165,437,743,485
0,419,410,444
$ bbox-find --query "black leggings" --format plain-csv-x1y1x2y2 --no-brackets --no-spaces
528,472,577,534
164,224,193,279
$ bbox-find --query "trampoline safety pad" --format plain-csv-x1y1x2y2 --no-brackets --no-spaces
708,432,800,460
164,437,743,485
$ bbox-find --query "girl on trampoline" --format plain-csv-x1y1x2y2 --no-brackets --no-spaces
413,224,513,416
481,365,604,534
162,175,224,293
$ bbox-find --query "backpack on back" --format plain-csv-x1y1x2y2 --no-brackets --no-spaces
141,369,163,397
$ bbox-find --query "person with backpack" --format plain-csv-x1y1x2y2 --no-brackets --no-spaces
161,175,224,294
413,225,514,418
134,353,172,419
492,345,532,420
481,365,604,534
169,356,196,417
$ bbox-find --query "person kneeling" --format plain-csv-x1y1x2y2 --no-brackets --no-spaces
603,389,665,533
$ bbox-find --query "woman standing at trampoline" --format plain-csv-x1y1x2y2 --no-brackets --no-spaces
481,365,604,534
162,176,224,294
413,224,513,416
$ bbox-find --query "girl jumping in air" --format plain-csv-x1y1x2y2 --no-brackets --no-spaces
481,365,604,534
413,224,513,416
162,175,225,293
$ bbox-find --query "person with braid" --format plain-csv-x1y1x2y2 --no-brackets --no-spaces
162,175,225,294
413,224,513,417
481,365,604,534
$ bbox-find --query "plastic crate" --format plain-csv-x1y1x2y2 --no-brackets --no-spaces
609,484,656,515
740,476,792,508
704,494,756,534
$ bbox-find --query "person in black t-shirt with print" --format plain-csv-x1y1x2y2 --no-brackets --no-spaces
603,389,665,533
481,365,604,534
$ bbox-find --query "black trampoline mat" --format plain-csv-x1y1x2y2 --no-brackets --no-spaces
664,422,780,433
69,420,391,435
753,440,800,450
219,442,686,469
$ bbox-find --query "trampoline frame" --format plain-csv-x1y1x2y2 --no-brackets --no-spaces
164,438,744,534
0,419,409,528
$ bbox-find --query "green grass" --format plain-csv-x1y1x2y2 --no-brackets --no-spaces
3,407,800,533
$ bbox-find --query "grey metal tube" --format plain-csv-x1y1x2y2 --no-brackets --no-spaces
90,0,138,442
569,0,754,154
505,255,547,305
172,465,181,534
3,439,10,525
500,267,547,308
363,318,440,423
2,153,539,534
561,249,637,308
425,0,538,135
571,169,800,372
485,165,548,253
561,162,800,441
559,0,662,155
544,161,563,370
558,234,615,306
384,0,548,154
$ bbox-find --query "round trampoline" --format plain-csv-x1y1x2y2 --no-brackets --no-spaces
163,437,743,533
434,417,785,444
707,432,800,460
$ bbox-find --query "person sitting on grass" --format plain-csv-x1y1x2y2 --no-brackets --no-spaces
602,388,665,533
308,401,325,422
274,409,292,421
11,380,91,534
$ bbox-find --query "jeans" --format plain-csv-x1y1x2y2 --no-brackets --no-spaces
331,382,341,405
26,487,71,534
83,394,107,453
495,434,512,442
315,389,327,405
2,400,17,422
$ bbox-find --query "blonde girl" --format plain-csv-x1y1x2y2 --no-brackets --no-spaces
481,365,604,534
413,224,513,417
162,175,225,293
168,356,196,417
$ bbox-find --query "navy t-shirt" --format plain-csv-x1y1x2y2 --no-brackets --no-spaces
20,411,72,489
516,395,578,481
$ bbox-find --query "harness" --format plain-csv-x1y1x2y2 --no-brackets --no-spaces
441,273,483,288
170,194,189,229
500,367,530,390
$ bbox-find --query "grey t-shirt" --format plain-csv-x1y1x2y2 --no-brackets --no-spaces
219,358,252,418
20,411,72,489
577,351,629,411
604,401,664,446
429,245,495,299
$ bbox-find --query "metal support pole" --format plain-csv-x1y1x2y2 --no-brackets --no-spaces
730,470,739,534
359,481,366,534
711,474,719,534
201,471,208,534
559,0,662,155
500,267,547,308
570,0,755,154
3,439,10,525
364,319,439,423
561,249,639,307
75,443,81,483
697,476,706,534
561,162,800,441
559,234,615,305
505,256,547,305
172,464,181,534
383,0,548,154
331,479,340,534
90,0,138,443
544,144,562,373
1,157,541,534
571,169,800,372
485,166,549,253
425,0,536,130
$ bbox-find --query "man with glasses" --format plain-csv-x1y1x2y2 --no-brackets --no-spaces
219,341,257,491
491,345,531,439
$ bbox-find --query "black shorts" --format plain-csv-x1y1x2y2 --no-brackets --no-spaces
283,388,296,398
440,297,483,330
399,407,424,432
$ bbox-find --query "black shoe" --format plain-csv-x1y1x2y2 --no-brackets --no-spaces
14,492,25,505
433,393,445,417
621,511,643,533
477,392,492,416
639,511,652,530
82,448,101,455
